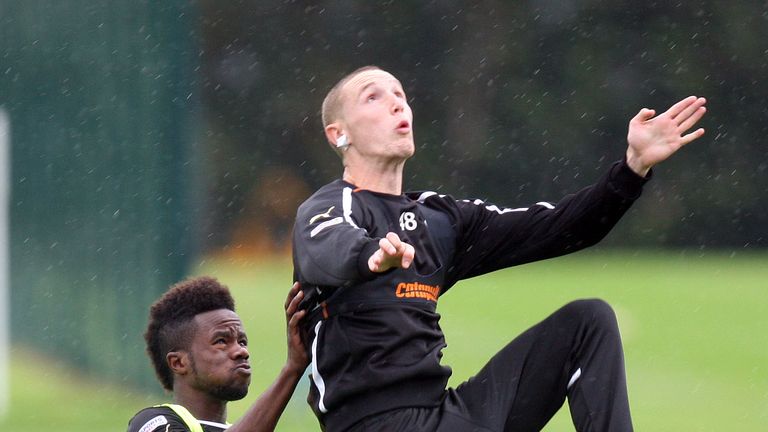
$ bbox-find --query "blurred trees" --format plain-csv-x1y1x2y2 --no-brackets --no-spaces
198,0,767,252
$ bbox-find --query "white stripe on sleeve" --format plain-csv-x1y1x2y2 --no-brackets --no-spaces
310,217,343,238
466,199,556,215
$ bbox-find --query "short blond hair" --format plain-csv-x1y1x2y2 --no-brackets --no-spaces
321,65,382,127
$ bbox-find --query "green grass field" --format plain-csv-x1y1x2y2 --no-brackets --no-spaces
2,250,766,431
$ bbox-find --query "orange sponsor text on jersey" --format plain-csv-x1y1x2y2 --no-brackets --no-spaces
395,282,440,302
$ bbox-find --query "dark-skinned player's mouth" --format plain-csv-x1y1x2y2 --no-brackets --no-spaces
234,363,251,375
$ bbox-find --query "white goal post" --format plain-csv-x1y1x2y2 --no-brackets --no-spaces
0,108,9,418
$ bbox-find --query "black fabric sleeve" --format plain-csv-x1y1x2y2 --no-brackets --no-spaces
444,159,648,287
127,407,189,432
293,187,379,287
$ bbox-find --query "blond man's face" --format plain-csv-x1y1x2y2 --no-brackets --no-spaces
336,69,414,161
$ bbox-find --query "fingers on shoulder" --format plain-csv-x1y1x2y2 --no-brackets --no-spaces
285,282,301,309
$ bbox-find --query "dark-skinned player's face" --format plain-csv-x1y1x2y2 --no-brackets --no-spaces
188,309,251,401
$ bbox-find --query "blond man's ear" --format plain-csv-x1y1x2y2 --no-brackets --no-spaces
325,123,349,157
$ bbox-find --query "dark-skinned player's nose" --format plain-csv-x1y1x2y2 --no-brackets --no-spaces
233,343,249,360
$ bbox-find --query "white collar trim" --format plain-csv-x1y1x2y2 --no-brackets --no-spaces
199,419,230,429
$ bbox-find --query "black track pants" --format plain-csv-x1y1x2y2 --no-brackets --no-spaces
348,299,633,432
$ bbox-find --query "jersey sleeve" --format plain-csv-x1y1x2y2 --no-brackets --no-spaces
293,185,380,287
444,159,648,286
127,407,190,432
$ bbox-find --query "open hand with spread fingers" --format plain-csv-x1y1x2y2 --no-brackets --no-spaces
626,96,707,177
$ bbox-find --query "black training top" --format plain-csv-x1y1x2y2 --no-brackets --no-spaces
292,159,648,431
127,405,229,432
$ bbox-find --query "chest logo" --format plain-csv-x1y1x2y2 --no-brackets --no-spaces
138,415,168,432
395,282,440,302
399,211,418,231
